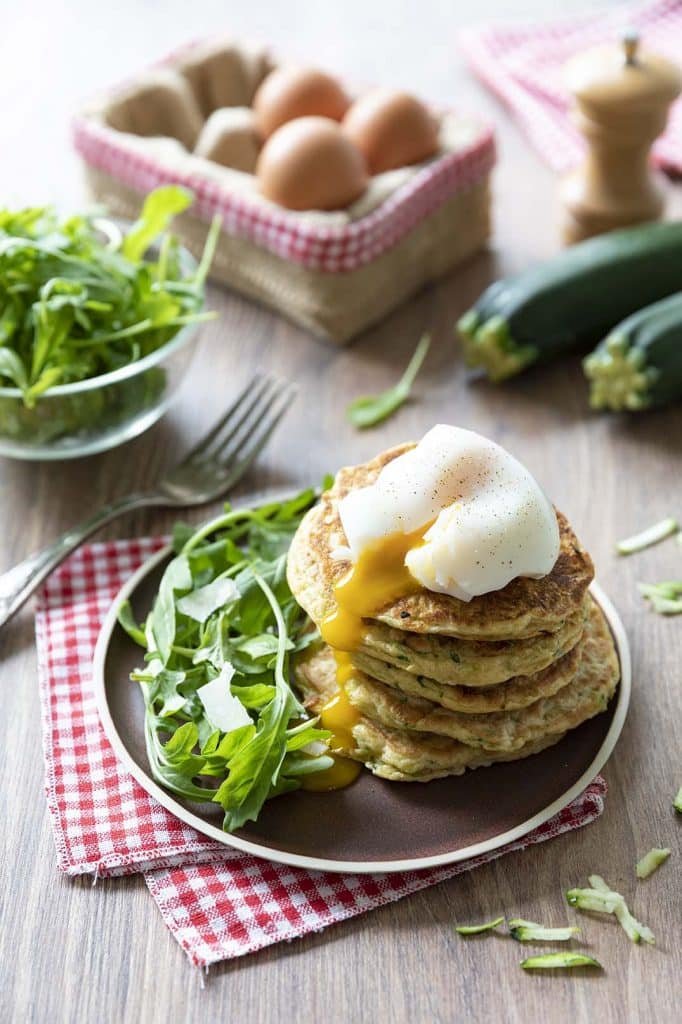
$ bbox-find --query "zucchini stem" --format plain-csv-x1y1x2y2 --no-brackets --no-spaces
457,313,537,383
583,331,658,411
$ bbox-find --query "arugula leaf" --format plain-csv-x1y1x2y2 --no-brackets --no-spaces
346,334,431,428
211,569,298,831
116,599,147,647
231,683,277,708
0,187,217,418
159,722,206,781
135,666,187,718
122,186,193,262
150,554,192,664
126,486,331,831
0,348,28,390
285,725,331,752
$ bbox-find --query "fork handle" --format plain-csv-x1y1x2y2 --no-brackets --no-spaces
0,491,165,629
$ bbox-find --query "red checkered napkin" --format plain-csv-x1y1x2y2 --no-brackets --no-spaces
460,0,682,175
36,539,606,967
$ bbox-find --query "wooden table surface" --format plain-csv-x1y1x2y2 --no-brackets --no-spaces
2,1,680,1021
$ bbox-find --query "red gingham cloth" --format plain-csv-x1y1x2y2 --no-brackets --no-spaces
460,0,682,175
36,538,607,967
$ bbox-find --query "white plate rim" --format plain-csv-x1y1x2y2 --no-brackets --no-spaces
92,546,631,875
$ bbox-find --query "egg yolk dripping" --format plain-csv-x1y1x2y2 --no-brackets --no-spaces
301,655,362,791
320,525,427,652
305,526,427,789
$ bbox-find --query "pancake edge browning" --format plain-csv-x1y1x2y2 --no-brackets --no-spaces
355,599,588,688
344,601,618,750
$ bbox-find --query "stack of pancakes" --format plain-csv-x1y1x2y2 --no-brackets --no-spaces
288,446,620,783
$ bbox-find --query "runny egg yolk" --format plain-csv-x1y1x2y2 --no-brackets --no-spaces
320,526,426,651
306,526,428,790
301,653,362,790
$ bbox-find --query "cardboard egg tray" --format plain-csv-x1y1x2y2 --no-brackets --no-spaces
73,37,495,343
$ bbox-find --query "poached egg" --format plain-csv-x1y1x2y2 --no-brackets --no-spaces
322,425,560,653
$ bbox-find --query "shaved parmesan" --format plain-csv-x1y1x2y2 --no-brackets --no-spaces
197,665,251,733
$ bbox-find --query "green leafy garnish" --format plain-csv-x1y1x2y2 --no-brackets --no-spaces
117,599,147,647
454,916,505,935
508,919,580,942
346,334,430,429
0,186,218,408
674,787,682,814
122,186,193,263
636,847,671,879
566,875,655,945
616,517,678,555
125,487,334,832
638,580,682,615
520,953,602,971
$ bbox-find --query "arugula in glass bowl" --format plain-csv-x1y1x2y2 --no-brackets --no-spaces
0,185,219,458
118,487,334,832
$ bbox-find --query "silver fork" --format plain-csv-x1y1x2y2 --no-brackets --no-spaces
0,374,295,630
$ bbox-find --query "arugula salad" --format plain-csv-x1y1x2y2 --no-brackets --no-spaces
118,488,333,832
0,185,217,408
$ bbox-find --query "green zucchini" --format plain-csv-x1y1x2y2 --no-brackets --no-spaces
584,292,682,410
457,222,682,382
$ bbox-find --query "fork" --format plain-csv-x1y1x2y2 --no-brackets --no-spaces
0,374,295,630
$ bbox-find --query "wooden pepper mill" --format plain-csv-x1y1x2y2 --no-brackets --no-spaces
560,32,681,244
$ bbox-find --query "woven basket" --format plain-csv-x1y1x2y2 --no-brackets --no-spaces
74,37,495,343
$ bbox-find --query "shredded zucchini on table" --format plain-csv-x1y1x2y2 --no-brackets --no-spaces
636,848,671,879
454,916,505,936
508,919,580,942
566,875,655,945
520,952,602,971
616,517,678,555
639,580,682,615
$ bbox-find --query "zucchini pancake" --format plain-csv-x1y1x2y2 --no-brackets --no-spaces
288,426,620,786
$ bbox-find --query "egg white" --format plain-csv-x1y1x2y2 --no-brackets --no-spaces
338,425,560,601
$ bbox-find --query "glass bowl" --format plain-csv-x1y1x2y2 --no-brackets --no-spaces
0,247,203,461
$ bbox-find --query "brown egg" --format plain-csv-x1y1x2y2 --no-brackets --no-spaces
253,66,351,139
343,88,439,174
257,116,368,211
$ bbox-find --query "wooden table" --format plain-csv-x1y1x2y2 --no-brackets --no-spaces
2,2,680,1020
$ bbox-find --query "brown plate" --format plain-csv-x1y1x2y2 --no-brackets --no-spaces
93,547,630,874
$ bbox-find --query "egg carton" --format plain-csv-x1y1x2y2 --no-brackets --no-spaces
73,37,495,343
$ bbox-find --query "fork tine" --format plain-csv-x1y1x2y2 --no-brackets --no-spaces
179,373,273,464
213,382,297,489
189,375,285,464
205,376,291,464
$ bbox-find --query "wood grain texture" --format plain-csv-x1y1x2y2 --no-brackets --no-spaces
1,1,680,1021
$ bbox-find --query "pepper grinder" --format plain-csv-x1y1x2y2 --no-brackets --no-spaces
560,32,681,244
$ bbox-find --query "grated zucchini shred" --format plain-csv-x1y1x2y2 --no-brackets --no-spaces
509,918,580,942
638,580,682,615
636,848,671,879
566,875,655,945
520,952,602,971
454,916,505,936
616,517,678,555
